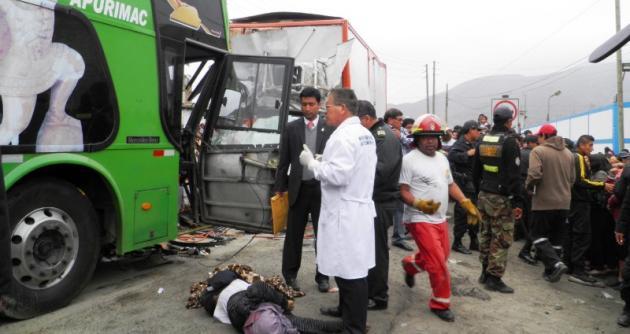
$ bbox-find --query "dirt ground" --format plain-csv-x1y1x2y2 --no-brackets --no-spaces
0,220,627,334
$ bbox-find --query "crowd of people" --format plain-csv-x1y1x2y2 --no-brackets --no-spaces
270,85,630,332
444,112,630,328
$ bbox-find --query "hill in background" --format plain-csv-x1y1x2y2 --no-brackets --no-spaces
389,62,630,129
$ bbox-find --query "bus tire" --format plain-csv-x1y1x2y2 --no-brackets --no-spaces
2,178,100,319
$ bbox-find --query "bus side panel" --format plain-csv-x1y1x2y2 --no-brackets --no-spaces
54,1,179,253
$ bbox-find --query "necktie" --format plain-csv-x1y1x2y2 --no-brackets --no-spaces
307,120,314,129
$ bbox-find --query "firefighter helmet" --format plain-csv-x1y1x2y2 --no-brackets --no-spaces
408,114,445,138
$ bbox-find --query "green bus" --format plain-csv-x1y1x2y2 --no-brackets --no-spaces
0,0,293,318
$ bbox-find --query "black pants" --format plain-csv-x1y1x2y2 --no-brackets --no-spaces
531,210,568,272
453,191,478,242
620,244,630,310
564,202,591,273
282,182,327,283
336,276,368,334
589,204,619,269
518,195,534,255
367,200,395,304
0,153,10,296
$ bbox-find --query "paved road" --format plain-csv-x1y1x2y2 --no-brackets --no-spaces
0,223,626,334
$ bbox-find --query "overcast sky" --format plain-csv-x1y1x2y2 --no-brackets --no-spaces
227,0,630,104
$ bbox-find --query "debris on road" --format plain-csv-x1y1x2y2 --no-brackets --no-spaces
573,298,586,305
451,286,491,301
601,291,614,300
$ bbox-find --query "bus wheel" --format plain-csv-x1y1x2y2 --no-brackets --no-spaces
3,178,100,319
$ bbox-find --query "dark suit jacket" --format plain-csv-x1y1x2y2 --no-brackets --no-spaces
274,117,334,206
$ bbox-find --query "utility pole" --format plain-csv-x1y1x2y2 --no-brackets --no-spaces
432,61,436,114
445,84,449,124
425,64,430,114
616,0,625,150
522,94,528,130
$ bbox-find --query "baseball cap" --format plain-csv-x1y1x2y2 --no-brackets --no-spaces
461,120,480,134
536,124,557,136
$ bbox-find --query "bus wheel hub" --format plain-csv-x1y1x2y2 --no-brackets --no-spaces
11,208,79,290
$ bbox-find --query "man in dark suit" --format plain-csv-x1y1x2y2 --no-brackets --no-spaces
275,87,334,293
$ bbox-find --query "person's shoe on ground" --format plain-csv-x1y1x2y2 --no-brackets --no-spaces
431,308,455,322
568,271,601,287
319,306,342,318
367,298,388,311
286,278,301,291
393,240,414,251
451,240,472,255
543,262,568,283
317,279,330,293
404,272,416,288
619,310,630,327
483,275,514,293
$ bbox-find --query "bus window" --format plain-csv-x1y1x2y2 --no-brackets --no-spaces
211,62,289,147
159,40,222,149
0,3,117,153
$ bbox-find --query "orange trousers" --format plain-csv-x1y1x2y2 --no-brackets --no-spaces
402,222,451,310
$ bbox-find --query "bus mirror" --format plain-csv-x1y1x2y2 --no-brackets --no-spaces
292,66,302,84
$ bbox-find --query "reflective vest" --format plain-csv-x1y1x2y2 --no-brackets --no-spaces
479,133,506,194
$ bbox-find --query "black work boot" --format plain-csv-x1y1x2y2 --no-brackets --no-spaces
405,272,415,288
431,308,455,322
484,275,515,293
479,263,488,284
452,239,472,255
619,309,630,327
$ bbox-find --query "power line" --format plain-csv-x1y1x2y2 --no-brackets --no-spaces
493,0,605,73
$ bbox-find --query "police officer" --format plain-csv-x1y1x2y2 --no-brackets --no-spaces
357,100,402,311
472,107,523,293
448,120,481,254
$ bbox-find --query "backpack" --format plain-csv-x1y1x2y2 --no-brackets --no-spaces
243,303,298,334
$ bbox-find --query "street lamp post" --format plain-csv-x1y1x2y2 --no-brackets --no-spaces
546,90,562,122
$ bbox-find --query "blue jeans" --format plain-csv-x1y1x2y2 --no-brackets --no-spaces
391,206,406,243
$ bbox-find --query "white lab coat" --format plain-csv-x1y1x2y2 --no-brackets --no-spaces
312,116,377,279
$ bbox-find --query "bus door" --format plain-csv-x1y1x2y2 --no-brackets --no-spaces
198,55,293,232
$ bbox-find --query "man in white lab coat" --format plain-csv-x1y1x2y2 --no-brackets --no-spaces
299,88,376,334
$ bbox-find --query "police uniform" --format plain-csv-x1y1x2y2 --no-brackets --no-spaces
367,119,402,308
472,119,522,291
448,135,479,252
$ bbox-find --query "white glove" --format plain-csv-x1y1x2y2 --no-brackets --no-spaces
299,144,320,170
